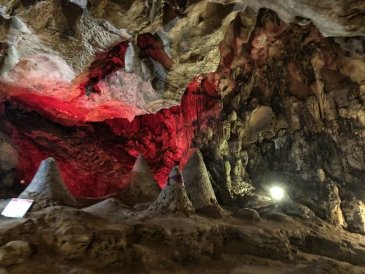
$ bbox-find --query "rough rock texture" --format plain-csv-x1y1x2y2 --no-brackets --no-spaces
0,131,18,195
0,204,363,273
183,149,226,218
0,240,32,266
342,196,365,234
82,198,131,222
121,154,160,206
0,1,363,236
236,207,260,221
18,157,77,211
0,2,364,272
146,166,195,217
215,0,365,37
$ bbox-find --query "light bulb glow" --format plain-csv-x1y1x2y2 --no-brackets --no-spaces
270,186,285,201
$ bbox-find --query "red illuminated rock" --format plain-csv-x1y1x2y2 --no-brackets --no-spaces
18,157,77,211
146,166,194,216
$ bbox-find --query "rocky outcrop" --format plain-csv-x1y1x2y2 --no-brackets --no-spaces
342,195,365,234
183,149,226,218
146,166,194,216
18,157,77,211
214,0,365,37
121,154,160,206
82,198,131,221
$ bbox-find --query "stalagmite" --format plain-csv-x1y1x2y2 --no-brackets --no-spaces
183,150,226,218
121,154,161,205
146,166,195,216
18,157,77,211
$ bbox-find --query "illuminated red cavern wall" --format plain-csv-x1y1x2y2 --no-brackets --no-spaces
0,78,221,197
0,73,222,197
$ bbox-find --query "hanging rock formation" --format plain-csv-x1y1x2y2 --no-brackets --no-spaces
146,166,194,216
121,154,160,206
18,157,77,211
183,149,226,218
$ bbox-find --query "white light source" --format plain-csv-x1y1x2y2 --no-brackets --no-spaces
269,186,285,201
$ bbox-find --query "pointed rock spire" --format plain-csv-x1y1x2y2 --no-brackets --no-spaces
82,198,131,221
122,154,160,205
18,157,77,211
146,166,194,216
183,150,226,218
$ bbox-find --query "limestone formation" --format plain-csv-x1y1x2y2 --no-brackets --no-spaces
342,196,365,234
183,149,225,218
18,158,77,211
0,2,364,272
121,154,160,206
82,198,131,221
146,166,194,216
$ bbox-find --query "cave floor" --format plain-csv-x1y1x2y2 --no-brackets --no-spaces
0,201,364,274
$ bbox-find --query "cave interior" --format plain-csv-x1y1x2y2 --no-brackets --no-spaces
0,0,365,273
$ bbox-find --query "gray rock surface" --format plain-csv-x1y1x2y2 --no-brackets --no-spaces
18,157,77,211
146,166,195,217
122,154,160,206
183,150,225,218
214,0,365,37
82,198,132,221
